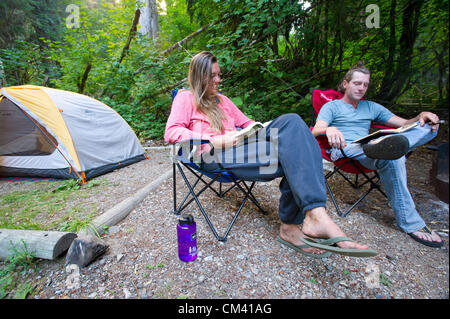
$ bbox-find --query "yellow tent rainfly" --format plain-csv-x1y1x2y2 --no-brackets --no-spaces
0,85,146,182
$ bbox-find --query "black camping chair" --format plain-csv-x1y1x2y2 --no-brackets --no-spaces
170,89,267,242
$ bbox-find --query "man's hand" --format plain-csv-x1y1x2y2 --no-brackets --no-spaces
326,126,346,149
418,111,440,132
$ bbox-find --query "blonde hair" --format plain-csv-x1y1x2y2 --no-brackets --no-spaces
338,62,371,93
188,51,224,133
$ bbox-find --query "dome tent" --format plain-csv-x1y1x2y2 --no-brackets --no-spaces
0,85,146,182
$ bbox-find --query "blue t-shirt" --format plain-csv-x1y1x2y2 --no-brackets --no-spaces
317,99,394,144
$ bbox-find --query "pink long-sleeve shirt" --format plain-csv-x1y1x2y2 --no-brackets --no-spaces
164,90,254,144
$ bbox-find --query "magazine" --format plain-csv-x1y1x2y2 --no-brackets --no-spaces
352,122,417,144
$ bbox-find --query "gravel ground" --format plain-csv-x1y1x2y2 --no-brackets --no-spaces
1,143,448,300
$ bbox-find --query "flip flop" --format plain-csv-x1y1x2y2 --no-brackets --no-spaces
277,236,332,259
408,226,444,248
301,237,378,258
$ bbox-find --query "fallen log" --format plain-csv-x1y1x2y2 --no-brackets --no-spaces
0,229,77,261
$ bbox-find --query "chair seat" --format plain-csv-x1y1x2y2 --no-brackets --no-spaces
313,129,376,175
176,154,236,183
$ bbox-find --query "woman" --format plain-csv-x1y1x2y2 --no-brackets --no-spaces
165,51,375,258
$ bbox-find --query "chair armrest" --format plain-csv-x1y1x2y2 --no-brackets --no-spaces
174,139,212,162
310,127,331,149
370,122,391,130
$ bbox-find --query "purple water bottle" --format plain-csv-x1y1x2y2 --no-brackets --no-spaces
177,214,197,262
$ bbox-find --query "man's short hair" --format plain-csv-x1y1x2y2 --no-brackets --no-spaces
338,62,371,93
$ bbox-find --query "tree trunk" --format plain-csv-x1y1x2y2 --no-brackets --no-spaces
376,0,424,103
312,5,322,73
0,58,6,86
433,44,448,102
323,2,329,68
138,0,159,42
377,0,397,99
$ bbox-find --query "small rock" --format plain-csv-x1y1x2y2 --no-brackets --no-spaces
139,288,148,298
251,267,259,275
108,226,121,234
123,288,132,299
65,233,109,268
385,254,395,261
117,254,124,262
65,264,80,290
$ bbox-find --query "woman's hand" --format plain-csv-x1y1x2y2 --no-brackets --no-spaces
326,126,346,149
211,130,238,149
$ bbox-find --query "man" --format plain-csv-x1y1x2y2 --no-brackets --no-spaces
312,63,444,248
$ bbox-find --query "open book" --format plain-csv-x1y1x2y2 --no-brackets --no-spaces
231,120,272,143
352,122,417,144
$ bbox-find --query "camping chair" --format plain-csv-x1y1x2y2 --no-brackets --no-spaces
170,89,267,242
311,89,388,217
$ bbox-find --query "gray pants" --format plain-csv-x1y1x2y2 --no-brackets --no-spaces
201,113,327,224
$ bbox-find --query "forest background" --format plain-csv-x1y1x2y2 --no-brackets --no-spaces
0,0,448,141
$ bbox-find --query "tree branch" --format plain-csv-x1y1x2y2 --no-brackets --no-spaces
134,20,220,75
119,9,141,64
135,77,187,106
77,63,92,94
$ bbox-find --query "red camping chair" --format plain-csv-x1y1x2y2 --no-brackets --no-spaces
311,89,388,217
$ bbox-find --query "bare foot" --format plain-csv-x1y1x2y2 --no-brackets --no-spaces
410,229,442,244
279,223,326,255
301,207,370,250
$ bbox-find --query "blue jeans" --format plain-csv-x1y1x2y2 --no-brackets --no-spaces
332,122,438,233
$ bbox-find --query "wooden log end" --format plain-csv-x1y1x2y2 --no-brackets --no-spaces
0,229,77,261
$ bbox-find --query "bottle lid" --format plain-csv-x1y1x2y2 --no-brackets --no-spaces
179,214,194,225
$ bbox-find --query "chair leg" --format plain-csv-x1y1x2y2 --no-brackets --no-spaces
173,162,267,242
220,182,255,241
172,163,177,215
183,164,223,197
176,165,220,215
235,180,267,215
176,163,224,241
325,179,344,217
327,164,388,218
340,185,376,217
